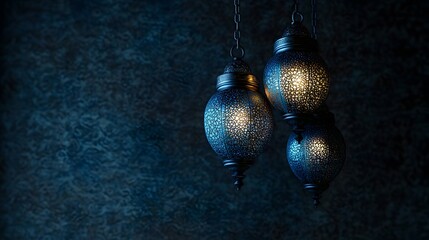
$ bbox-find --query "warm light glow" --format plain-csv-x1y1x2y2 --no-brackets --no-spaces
283,65,309,108
289,67,307,92
308,138,329,162
286,125,346,185
204,89,273,159
225,105,249,139
264,52,329,113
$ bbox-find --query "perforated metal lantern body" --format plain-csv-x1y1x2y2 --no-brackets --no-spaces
264,23,329,115
205,89,273,160
204,59,273,190
286,109,345,206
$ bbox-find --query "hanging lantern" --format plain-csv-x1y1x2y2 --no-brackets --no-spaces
205,59,273,190
262,0,346,207
263,5,329,141
204,0,273,190
286,106,345,206
264,23,329,114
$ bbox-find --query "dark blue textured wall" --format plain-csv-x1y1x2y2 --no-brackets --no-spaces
1,0,428,239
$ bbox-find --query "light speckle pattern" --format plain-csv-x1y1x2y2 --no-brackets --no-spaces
287,125,345,184
204,89,273,161
264,52,329,113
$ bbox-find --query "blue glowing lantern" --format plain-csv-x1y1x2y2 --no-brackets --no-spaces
286,107,345,206
204,59,273,190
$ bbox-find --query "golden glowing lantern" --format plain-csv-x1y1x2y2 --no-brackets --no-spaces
264,22,329,121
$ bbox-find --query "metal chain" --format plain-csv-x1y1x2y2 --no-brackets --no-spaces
234,0,240,48
312,0,317,39
294,0,299,13
230,0,245,59
291,0,303,24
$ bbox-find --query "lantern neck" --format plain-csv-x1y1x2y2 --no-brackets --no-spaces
274,36,318,53
216,73,259,91
216,58,259,91
283,104,336,127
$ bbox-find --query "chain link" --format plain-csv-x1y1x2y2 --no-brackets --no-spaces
294,0,298,13
233,0,240,47
311,0,317,39
230,0,245,59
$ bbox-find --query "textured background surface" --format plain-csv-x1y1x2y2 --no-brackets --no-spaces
1,0,428,239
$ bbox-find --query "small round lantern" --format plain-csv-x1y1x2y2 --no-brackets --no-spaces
286,106,345,206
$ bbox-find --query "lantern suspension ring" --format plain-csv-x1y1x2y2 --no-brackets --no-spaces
291,0,303,24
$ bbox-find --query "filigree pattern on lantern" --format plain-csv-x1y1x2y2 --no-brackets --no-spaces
286,124,345,184
204,89,273,160
264,52,329,113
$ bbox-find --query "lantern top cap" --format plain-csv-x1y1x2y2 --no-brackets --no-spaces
282,22,311,37
223,58,251,74
216,59,258,91
274,23,318,53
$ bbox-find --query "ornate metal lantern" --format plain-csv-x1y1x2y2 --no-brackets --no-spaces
263,0,346,206
204,0,273,190
205,59,273,190
264,5,329,141
286,106,345,206
264,23,329,115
